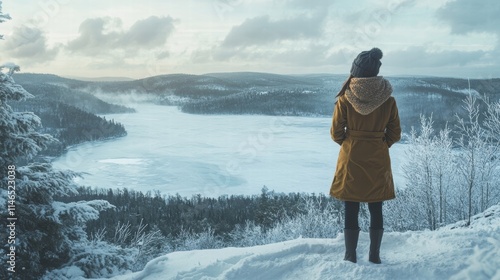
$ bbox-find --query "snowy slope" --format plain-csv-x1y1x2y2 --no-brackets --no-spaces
108,204,500,280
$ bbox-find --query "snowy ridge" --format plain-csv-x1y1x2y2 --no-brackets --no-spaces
107,204,500,280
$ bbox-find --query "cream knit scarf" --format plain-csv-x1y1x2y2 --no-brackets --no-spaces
345,76,393,115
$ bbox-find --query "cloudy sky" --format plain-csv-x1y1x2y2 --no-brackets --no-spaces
1,0,499,79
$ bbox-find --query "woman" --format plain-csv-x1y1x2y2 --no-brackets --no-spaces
330,48,401,264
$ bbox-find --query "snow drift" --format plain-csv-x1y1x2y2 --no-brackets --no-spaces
106,204,500,280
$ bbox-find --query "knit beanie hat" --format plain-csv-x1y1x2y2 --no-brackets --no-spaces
350,48,383,78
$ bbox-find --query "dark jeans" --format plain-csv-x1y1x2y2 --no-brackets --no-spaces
344,201,383,230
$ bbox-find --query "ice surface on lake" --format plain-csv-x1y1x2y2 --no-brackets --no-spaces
52,104,408,197
98,158,145,165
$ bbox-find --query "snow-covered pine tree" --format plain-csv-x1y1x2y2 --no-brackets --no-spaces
0,9,114,279
0,63,115,280
0,1,10,40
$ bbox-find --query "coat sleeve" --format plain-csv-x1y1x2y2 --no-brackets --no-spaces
385,98,401,148
330,96,347,145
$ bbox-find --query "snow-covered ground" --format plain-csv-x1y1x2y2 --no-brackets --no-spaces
101,204,499,280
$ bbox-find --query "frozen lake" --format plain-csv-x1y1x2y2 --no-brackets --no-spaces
52,104,407,197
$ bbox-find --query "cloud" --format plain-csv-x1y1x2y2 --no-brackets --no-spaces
264,45,353,67
67,16,175,55
156,51,170,60
437,0,500,35
284,0,335,10
66,17,120,55
1,26,59,64
221,13,325,48
213,11,328,61
385,46,485,68
197,42,348,71
119,16,175,48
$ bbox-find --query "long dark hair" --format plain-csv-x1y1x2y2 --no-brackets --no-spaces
336,75,353,98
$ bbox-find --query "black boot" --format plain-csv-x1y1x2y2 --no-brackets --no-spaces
369,228,384,264
344,228,360,263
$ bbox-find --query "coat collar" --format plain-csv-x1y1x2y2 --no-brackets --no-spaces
345,76,393,115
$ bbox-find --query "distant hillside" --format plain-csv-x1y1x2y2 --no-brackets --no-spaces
15,75,135,115
10,74,134,157
14,73,88,87
15,72,500,131
63,76,135,82
11,98,127,157
205,71,322,87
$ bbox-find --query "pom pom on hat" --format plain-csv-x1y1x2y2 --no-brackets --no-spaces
369,48,383,60
350,47,383,78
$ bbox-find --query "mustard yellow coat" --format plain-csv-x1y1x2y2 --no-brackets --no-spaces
330,81,401,202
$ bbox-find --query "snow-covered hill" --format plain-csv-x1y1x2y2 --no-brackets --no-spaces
106,204,500,280
15,72,500,131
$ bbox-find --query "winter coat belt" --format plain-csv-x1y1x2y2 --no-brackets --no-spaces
346,129,385,141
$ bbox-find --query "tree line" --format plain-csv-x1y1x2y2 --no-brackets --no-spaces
181,88,333,117
9,97,127,157
18,82,135,115
56,186,332,240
